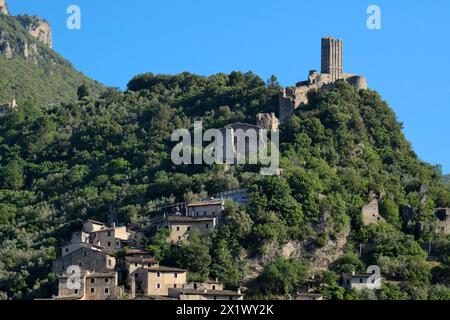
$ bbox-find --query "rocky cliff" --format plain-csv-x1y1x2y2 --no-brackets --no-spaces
16,15,52,48
0,3,105,105
0,0,8,15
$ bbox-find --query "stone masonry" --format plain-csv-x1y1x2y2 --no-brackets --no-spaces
279,37,368,124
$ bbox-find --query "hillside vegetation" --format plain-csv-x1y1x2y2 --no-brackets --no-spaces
0,72,449,300
0,13,104,105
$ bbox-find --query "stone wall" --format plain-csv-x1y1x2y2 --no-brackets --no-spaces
362,199,385,226
52,247,116,274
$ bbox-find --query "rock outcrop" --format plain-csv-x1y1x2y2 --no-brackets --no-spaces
0,0,9,15
16,15,52,48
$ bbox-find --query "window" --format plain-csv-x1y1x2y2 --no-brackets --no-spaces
174,273,178,278
108,242,111,247
212,285,216,290
84,252,87,257
206,224,209,229
187,227,191,231
157,284,161,289
174,284,177,288
105,278,109,283
65,248,69,253
135,263,138,267
104,288,109,294
176,227,180,232
360,278,363,283
90,279,95,284
91,288,95,294
74,289,79,294
107,231,112,237
194,283,198,289
157,272,161,278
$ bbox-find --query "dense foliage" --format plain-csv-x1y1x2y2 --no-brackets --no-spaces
0,70,449,300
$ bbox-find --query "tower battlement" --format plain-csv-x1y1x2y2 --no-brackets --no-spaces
279,37,367,124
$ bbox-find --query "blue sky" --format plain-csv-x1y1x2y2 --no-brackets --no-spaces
7,0,450,173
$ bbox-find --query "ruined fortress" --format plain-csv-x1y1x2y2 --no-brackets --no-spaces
279,37,368,124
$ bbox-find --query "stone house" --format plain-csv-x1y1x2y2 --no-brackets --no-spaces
133,266,188,296
166,216,218,245
187,199,225,218
56,271,123,300
52,246,116,274
342,271,381,291
185,280,223,291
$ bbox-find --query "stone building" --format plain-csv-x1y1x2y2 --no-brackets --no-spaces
56,271,123,300
279,37,368,124
62,220,144,255
361,199,385,226
153,215,218,245
52,246,116,275
342,271,381,291
187,199,225,218
133,266,188,296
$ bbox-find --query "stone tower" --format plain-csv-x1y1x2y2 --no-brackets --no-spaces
0,0,9,15
321,37,343,82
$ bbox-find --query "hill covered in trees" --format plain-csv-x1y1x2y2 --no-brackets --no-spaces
0,71,449,300
0,12,104,105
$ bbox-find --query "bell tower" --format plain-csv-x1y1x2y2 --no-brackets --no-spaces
321,37,343,82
